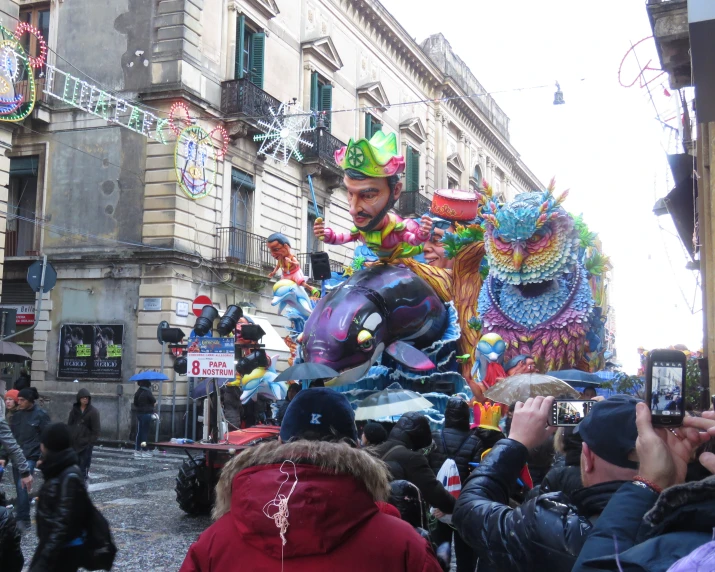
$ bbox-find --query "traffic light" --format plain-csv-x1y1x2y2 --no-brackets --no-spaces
217,305,243,336
173,355,187,375
194,305,219,337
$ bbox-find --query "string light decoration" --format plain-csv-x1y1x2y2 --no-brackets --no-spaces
13,22,46,69
169,101,192,136
0,25,35,122
253,102,314,165
209,125,229,160
174,124,217,200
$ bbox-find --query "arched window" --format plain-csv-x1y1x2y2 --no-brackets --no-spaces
473,165,482,183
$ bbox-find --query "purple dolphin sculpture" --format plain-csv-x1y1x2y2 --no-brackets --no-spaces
300,264,448,386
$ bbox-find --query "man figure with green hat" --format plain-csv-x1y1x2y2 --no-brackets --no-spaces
313,131,432,263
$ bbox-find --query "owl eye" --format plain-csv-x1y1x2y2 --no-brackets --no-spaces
528,235,541,243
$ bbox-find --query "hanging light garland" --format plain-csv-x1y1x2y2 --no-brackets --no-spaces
13,21,46,69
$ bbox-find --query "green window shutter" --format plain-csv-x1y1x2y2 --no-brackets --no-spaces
249,32,265,89
310,72,319,112
320,83,332,131
235,15,245,79
365,113,372,139
406,147,419,192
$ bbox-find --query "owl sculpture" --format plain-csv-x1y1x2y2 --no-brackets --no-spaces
478,181,594,371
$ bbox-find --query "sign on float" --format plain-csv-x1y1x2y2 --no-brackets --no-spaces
190,354,234,378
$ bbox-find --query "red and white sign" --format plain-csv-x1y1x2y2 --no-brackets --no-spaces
192,295,212,317
0,304,35,325
188,353,235,378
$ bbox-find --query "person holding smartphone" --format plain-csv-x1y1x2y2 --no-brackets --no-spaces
572,405,715,571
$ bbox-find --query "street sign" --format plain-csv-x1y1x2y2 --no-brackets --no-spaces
157,321,169,344
192,295,212,317
187,337,235,378
0,304,34,325
27,260,57,293
176,301,189,317
143,298,162,311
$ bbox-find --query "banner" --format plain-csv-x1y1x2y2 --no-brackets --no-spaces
58,324,124,380
187,337,235,379
0,304,34,325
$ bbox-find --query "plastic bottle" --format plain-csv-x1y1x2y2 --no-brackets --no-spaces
170,438,194,444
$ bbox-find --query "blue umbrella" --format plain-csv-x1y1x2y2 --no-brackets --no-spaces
130,371,169,382
547,369,602,389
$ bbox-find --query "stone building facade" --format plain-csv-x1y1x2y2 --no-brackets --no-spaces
0,0,542,438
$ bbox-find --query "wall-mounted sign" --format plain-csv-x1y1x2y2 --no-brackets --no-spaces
176,301,189,317
0,304,34,325
143,298,162,311
58,324,124,380
187,337,235,378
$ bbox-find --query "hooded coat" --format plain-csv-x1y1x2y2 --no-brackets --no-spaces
428,398,484,483
179,440,442,572
371,412,456,514
67,389,101,452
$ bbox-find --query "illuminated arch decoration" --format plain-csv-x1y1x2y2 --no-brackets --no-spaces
0,24,36,122
174,124,218,200
13,22,47,70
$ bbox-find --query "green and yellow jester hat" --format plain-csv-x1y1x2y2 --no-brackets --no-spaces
334,131,406,177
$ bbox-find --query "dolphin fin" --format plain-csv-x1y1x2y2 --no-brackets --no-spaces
385,341,435,371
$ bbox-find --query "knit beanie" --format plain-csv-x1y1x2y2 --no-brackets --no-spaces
4,389,19,403
18,388,35,403
41,423,73,452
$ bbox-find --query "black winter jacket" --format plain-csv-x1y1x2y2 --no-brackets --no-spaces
0,505,23,572
133,387,156,414
371,412,456,514
31,448,90,572
67,389,101,451
573,475,715,571
10,405,51,461
453,438,626,572
428,428,483,483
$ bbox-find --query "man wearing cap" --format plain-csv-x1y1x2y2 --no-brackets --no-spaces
180,388,442,572
313,131,432,263
453,395,640,572
10,387,50,532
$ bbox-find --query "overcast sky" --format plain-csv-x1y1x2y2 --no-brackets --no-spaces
380,0,703,372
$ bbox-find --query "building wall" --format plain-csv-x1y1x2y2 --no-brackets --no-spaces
6,0,543,439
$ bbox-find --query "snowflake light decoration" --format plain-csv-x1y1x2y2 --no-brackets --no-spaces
253,102,314,165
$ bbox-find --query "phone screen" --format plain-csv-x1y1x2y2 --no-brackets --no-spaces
650,361,684,417
550,400,595,426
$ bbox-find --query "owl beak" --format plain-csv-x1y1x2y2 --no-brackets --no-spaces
512,243,527,270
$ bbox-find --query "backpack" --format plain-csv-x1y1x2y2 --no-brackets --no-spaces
429,431,472,524
82,502,117,571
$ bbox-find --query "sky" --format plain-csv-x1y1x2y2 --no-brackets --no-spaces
380,0,703,373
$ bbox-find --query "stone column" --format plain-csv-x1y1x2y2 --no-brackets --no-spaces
485,157,493,188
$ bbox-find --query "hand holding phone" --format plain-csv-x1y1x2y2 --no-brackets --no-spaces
548,399,595,427
646,349,687,428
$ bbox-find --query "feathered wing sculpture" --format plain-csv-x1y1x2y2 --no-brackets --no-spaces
478,182,594,372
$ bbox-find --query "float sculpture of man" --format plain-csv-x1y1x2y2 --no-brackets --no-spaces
313,131,432,262
266,233,306,286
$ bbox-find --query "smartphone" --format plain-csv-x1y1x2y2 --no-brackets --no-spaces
548,399,595,426
646,349,686,427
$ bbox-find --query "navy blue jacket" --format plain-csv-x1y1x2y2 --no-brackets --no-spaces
10,405,50,461
573,476,715,571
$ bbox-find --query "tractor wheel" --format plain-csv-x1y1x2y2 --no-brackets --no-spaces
175,454,213,515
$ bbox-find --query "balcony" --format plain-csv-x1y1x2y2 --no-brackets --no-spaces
395,191,431,218
220,78,282,134
215,227,274,271
301,127,346,179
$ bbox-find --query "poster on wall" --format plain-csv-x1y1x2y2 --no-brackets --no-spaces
58,324,124,380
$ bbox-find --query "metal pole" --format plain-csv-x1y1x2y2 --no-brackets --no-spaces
185,377,192,439
155,342,165,442
192,377,197,441
171,368,177,439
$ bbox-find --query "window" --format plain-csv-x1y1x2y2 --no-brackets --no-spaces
310,72,332,131
20,6,50,71
473,165,482,183
448,177,459,189
7,157,39,257
365,114,382,139
229,168,254,262
235,15,265,88
404,146,420,192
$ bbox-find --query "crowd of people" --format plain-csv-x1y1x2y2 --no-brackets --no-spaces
179,386,715,572
0,384,116,571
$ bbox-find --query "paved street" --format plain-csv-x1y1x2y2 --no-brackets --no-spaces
1,446,209,571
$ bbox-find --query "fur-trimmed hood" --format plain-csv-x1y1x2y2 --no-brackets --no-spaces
212,440,393,559
643,474,715,535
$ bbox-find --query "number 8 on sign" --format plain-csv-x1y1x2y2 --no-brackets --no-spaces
191,360,200,376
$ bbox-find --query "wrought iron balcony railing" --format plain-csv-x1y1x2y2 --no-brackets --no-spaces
395,192,431,218
220,78,281,128
301,128,346,176
215,227,274,270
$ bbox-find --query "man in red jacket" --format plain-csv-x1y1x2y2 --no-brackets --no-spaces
180,388,442,572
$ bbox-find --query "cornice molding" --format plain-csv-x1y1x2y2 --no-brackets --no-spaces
357,81,390,112
302,36,343,73
447,153,466,174
399,117,427,144
229,0,279,20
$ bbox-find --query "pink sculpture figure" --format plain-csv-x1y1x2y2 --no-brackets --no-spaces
266,233,306,286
